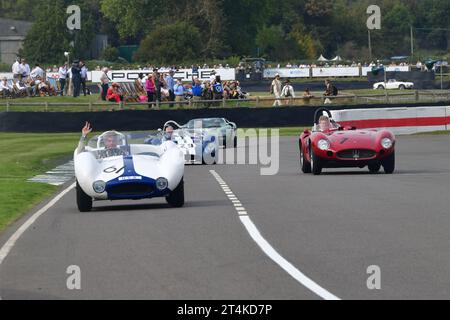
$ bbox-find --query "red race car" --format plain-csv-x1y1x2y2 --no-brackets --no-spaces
299,108,396,175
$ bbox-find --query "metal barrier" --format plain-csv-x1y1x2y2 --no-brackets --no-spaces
1,91,450,112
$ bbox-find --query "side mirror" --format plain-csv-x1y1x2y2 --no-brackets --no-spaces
303,128,310,134
158,128,162,132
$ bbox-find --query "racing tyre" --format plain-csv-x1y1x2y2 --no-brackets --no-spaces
399,85,405,90
310,147,322,175
300,142,311,173
382,152,395,174
368,163,381,174
76,180,92,212
166,178,185,207
377,85,384,90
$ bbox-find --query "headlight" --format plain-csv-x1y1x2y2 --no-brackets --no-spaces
156,177,168,191
318,139,330,151
381,138,393,149
93,180,106,193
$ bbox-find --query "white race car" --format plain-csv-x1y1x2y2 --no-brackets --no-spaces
181,118,238,149
373,79,414,90
147,120,219,165
74,131,185,212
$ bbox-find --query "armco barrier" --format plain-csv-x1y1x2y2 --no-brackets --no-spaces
331,106,450,135
2,102,450,133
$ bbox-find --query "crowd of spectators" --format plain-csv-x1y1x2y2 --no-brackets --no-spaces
96,66,248,107
0,57,57,98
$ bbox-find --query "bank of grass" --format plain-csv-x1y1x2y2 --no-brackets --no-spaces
0,133,79,233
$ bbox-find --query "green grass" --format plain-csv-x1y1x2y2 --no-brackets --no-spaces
0,133,79,233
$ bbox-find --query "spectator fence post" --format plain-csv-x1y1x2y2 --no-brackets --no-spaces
222,98,226,108
415,90,419,102
89,101,93,112
45,102,48,112
6,101,9,112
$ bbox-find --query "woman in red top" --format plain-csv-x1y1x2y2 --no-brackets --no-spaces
106,82,123,103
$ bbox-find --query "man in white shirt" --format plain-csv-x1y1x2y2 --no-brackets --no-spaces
270,74,282,107
21,59,31,79
58,64,68,96
80,61,88,96
0,77,13,97
30,64,45,80
281,79,295,105
12,58,21,80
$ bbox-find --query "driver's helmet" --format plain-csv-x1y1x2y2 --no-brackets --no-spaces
97,131,127,150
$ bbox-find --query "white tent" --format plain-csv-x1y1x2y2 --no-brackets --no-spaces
331,56,343,61
317,54,328,61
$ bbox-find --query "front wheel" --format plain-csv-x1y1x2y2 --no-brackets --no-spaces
382,152,395,174
300,142,311,173
76,180,92,212
399,85,405,90
166,178,185,207
377,85,384,90
310,147,323,175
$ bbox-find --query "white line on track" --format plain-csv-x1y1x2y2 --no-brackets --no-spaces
209,170,341,301
0,182,76,265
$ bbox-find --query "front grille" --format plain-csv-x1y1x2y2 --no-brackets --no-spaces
108,183,154,196
337,149,376,159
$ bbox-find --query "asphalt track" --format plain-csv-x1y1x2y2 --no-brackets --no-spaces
1,134,450,300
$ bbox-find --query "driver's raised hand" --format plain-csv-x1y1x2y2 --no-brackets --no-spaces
82,122,92,137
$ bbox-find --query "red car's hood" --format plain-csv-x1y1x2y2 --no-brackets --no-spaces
326,130,379,149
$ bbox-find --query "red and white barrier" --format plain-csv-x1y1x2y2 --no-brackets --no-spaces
331,107,450,135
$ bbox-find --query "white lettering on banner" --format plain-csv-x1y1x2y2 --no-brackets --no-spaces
46,72,92,81
91,69,236,83
362,66,410,75
312,67,360,77
263,68,310,78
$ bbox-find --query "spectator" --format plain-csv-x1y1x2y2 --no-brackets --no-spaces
100,67,110,101
80,61,88,96
191,77,203,104
30,64,44,80
21,58,30,79
270,73,282,107
71,60,82,97
145,73,156,105
303,88,314,99
173,79,185,106
106,82,123,103
0,77,13,98
12,58,21,81
324,79,333,96
212,75,224,102
58,63,68,96
165,70,175,107
201,81,213,108
281,79,295,105
153,72,162,102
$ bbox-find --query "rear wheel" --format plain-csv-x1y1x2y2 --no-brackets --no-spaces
382,152,395,174
368,163,381,174
310,147,323,175
300,142,311,173
377,85,384,90
399,85,405,90
166,178,185,207
76,180,92,212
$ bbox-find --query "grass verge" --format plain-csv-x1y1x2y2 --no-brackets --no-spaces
0,133,79,233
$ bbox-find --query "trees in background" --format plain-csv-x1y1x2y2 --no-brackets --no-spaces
1,0,449,64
